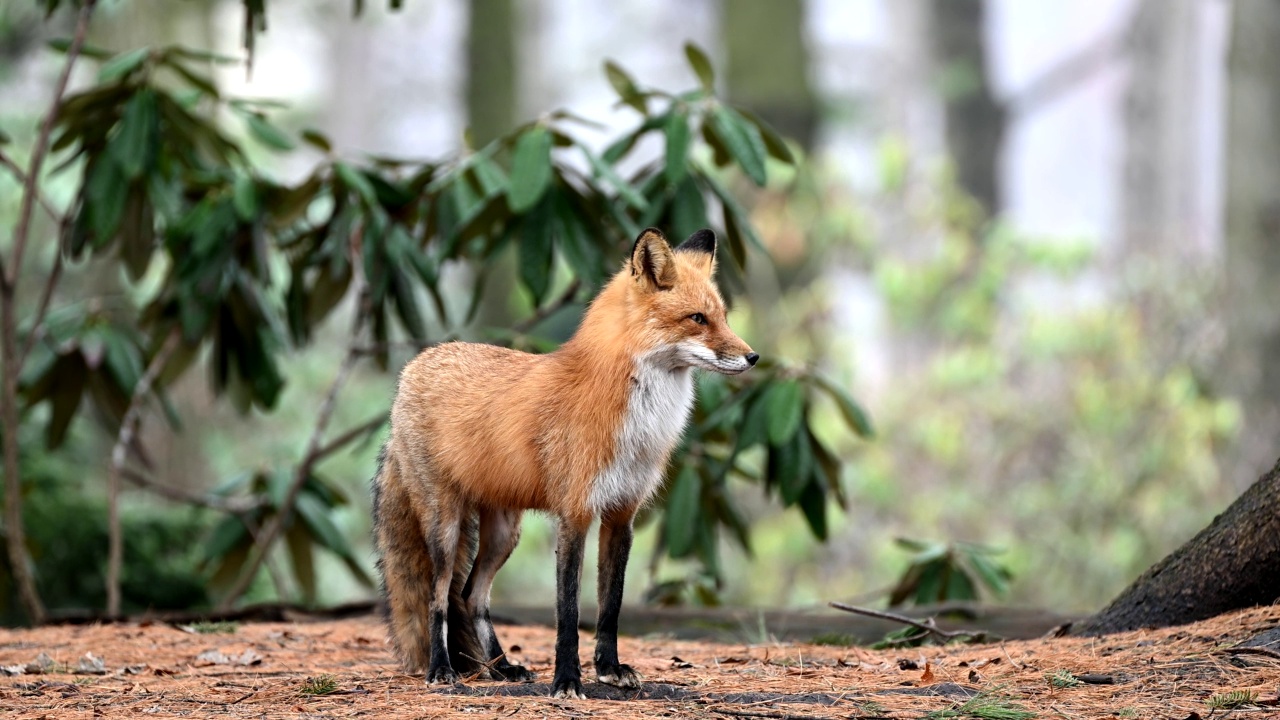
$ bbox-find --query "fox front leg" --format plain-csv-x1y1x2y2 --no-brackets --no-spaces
551,520,589,699
594,511,641,689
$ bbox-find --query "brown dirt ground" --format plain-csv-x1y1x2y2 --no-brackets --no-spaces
2,605,1280,719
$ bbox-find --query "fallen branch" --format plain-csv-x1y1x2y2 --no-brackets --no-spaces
828,602,986,642
310,414,387,462
106,329,181,617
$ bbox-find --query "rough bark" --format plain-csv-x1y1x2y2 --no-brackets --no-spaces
1220,0,1280,491
1076,459,1280,636
465,0,517,147
927,0,1004,216
721,0,818,150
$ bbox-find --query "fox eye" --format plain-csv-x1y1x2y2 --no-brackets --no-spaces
689,312,707,326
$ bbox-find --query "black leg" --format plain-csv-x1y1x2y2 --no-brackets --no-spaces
594,512,641,688
424,503,463,685
464,509,534,682
551,520,588,699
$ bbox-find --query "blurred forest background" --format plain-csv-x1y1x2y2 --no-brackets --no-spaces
0,0,1273,626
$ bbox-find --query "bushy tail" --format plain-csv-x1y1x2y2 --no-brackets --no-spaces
372,444,486,676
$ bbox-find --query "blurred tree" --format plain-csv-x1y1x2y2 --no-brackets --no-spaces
465,0,517,147
1120,0,1199,258
1073,1,1280,633
926,0,1004,217
1221,0,1280,490
721,0,817,150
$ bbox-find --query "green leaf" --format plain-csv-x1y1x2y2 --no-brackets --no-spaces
300,128,332,152
764,378,804,446
200,515,251,566
670,176,707,242
735,390,769,449
711,106,768,186
797,482,827,540
334,162,378,207
810,374,874,438
245,113,294,150
507,126,553,214
286,525,317,603
776,431,811,506
46,355,87,448
684,42,716,92
519,202,555,305
83,155,128,247
0,127,9,145
583,147,649,211
233,174,257,221
664,465,701,558
603,60,646,113
553,194,604,287
737,107,796,164
98,47,150,83
664,111,691,186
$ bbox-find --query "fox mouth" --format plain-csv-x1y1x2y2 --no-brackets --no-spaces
675,343,755,375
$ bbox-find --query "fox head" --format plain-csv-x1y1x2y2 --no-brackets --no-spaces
625,227,758,375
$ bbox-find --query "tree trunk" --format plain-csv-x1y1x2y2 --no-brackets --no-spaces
1220,0,1280,492
465,0,517,147
926,0,1004,216
1119,0,1200,259
1076,458,1280,635
721,0,818,150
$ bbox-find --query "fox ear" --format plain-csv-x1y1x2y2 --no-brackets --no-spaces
630,227,677,290
676,229,717,276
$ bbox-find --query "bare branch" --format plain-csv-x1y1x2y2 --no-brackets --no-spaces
311,414,387,463
17,251,64,369
119,468,265,514
827,602,985,642
106,329,181,618
0,150,64,224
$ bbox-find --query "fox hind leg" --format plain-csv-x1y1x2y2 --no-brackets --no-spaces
420,489,467,684
372,450,434,674
461,508,533,682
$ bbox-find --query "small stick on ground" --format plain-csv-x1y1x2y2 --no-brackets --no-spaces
828,602,986,642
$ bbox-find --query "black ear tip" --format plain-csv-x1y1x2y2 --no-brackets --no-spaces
678,228,717,254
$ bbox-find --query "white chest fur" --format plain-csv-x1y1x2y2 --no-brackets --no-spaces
587,351,695,515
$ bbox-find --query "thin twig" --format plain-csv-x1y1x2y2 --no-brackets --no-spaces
0,0,95,627
17,251,63,369
0,150,63,224
827,602,985,642
310,414,387,462
118,467,265,514
107,329,181,617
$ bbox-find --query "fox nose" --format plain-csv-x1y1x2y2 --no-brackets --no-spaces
745,352,759,366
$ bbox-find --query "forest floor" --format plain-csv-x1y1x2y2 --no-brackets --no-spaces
2,605,1280,719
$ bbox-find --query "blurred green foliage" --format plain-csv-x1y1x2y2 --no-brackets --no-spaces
0,13,870,619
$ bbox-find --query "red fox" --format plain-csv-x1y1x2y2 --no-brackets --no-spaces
372,227,757,698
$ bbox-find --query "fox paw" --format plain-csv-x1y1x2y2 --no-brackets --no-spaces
597,663,642,689
551,678,586,699
426,665,459,685
493,663,536,683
